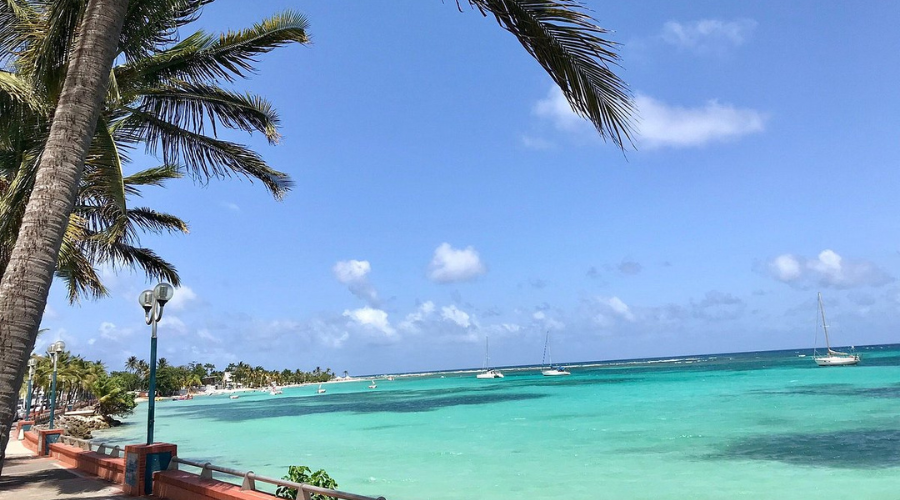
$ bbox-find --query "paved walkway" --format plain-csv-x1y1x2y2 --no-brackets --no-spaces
0,437,130,500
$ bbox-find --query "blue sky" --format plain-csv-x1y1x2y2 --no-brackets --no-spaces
37,1,900,375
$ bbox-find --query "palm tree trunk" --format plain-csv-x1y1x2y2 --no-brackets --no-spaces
0,0,129,475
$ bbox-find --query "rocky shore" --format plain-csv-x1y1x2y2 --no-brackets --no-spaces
55,412,121,439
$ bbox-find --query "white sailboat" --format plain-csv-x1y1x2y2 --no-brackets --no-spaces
476,337,504,379
316,384,326,394
541,331,570,376
368,380,377,389
814,293,860,367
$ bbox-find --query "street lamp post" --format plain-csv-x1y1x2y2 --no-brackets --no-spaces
48,341,65,429
24,358,36,420
139,283,174,445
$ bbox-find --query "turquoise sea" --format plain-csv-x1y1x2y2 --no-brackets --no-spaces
96,345,900,500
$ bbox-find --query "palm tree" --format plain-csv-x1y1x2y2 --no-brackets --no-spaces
0,0,635,471
0,0,130,469
125,356,139,374
0,2,311,461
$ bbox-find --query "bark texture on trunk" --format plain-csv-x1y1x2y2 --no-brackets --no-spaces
0,0,129,475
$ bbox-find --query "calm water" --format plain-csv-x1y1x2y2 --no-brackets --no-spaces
96,345,900,500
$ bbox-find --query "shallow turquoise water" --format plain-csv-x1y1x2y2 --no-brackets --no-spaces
96,345,900,500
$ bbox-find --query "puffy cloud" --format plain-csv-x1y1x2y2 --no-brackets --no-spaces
399,301,436,332
767,250,893,289
427,243,486,283
158,315,188,334
165,285,197,312
635,94,766,149
661,19,757,54
605,297,636,322
534,88,587,133
441,305,472,328
533,87,765,149
333,260,380,306
343,307,396,338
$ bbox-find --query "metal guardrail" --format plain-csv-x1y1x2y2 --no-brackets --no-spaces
57,435,123,458
170,456,386,500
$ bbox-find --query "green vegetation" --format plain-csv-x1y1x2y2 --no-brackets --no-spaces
276,465,338,500
1,1,309,301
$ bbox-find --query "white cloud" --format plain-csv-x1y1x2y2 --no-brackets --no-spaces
399,301,436,332
636,94,766,148
533,87,587,133
441,305,472,329
158,315,188,334
427,243,486,283
772,254,802,281
767,250,893,289
165,285,197,312
532,87,765,149
221,202,241,212
333,260,379,305
343,307,396,337
661,19,757,54
605,297,636,322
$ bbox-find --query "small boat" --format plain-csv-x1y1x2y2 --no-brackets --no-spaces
813,293,860,367
387,376,394,381
269,382,283,395
229,395,239,400
476,337,504,379
541,331,570,376
368,380,377,389
316,384,326,394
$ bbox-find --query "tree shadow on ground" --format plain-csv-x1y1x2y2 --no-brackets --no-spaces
706,428,900,469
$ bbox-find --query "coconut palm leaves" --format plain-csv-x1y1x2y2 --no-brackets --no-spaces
0,1,309,301
467,0,634,148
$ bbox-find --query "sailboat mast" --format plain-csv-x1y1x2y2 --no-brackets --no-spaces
818,292,832,351
485,337,490,369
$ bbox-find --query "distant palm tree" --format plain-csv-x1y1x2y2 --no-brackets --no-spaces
157,358,169,370
125,356,139,374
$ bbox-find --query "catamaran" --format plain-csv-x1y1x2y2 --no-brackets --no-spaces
814,293,860,367
541,331,570,376
476,337,504,379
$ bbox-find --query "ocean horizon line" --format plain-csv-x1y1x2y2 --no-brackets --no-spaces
354,342,897,378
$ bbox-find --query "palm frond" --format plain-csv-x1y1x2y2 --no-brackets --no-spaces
137,82,280,143
122,164,182,194
84,240,182,288
56,214,107,302
123,107,292,198
124,207,188,235
0,70,45,114
29,0,87,93
0,0,36,64
120,0,211,62
82,116,127,212
467,0,634,149
116,10,310,88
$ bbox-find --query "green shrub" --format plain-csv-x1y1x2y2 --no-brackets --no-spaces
275,465,338,500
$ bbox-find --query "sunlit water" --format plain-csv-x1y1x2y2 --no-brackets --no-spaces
96,345,900,500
